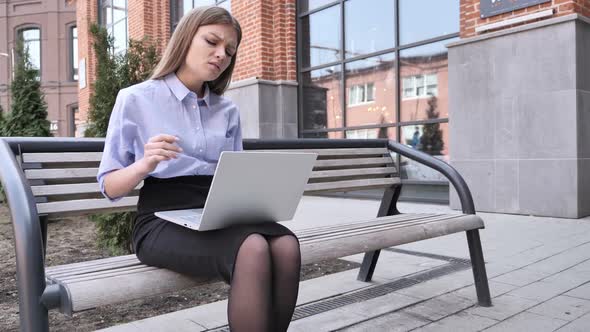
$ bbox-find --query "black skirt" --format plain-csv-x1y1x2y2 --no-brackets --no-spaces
132,175,296,284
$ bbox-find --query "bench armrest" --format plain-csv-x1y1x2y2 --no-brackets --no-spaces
387,140,475,214
0,139,49,323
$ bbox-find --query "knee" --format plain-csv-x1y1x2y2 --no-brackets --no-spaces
271,235,301,263
239,233,270,259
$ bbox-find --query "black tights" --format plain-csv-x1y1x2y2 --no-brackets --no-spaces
227,234,301,332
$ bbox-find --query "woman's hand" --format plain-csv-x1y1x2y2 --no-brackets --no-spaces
136,134,183,176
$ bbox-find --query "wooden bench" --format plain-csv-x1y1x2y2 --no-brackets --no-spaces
0,137,491,332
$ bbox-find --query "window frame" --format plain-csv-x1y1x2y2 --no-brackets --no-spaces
98,0,129,54
170,0,231,32
15,25,42,79
68,23,78,81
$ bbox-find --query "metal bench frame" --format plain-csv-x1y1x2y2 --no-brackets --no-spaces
0,137,491,332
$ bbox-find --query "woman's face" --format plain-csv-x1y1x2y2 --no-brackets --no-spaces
184,24,238,82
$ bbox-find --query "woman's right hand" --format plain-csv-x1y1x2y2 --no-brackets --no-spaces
136,134,183,175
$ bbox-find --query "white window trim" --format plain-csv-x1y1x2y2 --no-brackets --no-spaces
402,73,438,100
348,82,375,107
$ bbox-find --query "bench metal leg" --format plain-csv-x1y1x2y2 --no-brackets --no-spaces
357,184,401,282
40,215,48,258
357,250,381,282
466,229,492,307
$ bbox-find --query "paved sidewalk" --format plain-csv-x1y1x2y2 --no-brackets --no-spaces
100,196,590,332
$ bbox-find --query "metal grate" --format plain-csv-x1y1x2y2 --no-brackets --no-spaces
208,251,471,331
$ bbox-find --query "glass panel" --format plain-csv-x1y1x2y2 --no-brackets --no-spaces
299,0,338,13
27,39,41,70
400,39,456,122
399,0,459,45
218,0,231,12
301,65,343,133
22,29,39,41
103,2,113,26
345,53,396,128
183,0,193,15
72,27,78,80
113,0,126,23
400,123,449,181
193,0,217,8
301,5,340,68
113,21,127,53
345,0,394,58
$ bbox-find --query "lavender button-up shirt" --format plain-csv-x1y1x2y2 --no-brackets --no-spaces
97,73,243,201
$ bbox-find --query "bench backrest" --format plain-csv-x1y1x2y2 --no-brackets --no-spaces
20,144,398,218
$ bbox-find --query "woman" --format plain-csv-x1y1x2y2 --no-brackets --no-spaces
97,6,301,332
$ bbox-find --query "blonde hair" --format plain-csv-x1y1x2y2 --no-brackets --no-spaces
150,6,242,95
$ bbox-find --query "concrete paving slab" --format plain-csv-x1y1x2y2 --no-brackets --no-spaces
464,294,539,321
414,310,498,332
485,311,569,332
564,282,590,300
340,311,429,332
527,295,590,322
492,267,553,287
453,281,519,302
555,313,590,332
403,292,476,321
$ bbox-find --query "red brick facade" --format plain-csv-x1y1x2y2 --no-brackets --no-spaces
461,0,590,37
74,0,297,122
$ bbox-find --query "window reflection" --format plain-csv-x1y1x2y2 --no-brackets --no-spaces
171,0,231,30
299,0,337,13
19,28,41,74
100,0,128,54
345,53,396,129
400,123,449,180
71,26,78,81
345,0,395,58
301,5,340,68
400,39,456,122
399,0,459,45
301,66,343,138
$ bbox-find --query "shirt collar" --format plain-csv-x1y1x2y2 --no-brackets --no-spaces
164,73,211,107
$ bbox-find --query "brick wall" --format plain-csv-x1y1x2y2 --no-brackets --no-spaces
75,0,98,127
75,0,296,119
461,0,590,38
232,0,296,81
128,0,170,53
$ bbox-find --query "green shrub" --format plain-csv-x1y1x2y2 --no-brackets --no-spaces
86,24,161,255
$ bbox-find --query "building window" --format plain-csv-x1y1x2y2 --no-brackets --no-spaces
70,26,78,81
17,27,41,76
171,0,231,31
100,0,128,54
348,83,375,106
298,0,459,182
402,74,437,99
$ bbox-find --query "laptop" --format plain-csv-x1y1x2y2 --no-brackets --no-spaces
155,151,318,231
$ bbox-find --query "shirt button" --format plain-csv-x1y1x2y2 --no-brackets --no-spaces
199,149,203,152
192,105,197,109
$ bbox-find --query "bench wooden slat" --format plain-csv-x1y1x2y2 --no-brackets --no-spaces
25,168,99,180
314,157,393,168
295,213,437,237
23,152,104,163
23,148,390,164
310,167,397,179
304,178,399,192
36,196,138,216
31,182,143,196
46,255,139,275
45,213,483,314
